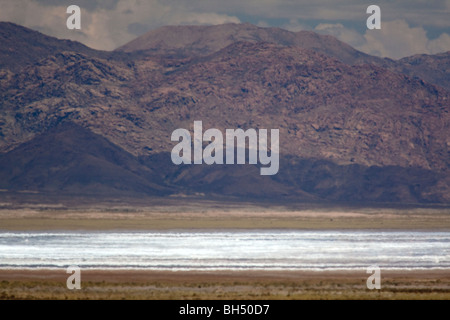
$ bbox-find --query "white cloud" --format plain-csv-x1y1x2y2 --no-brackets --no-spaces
0,0,448,56
89,0,240,49
282,19,311,32
166,12,240,26
256,20,270,28
162,0,450,29
315,20,450,59
428,33,450,54
281,19,311,32
0,0,241,50
359,20,450,59
0,1,67,36
315,23,365,47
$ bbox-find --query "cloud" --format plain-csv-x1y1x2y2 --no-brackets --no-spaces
165,11,240,26
428,33,450,54
258,18,310,32
315,20,450,59
315,23,365,47
359,20,450,59
282,19,312,32
162,0,450,29
0,0,449,57
0,0,241,50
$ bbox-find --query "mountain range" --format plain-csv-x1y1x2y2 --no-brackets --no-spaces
0,22,449,204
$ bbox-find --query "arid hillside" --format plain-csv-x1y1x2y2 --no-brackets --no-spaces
1,22,449,203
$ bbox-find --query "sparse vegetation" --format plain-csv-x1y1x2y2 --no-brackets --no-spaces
0,270,449,300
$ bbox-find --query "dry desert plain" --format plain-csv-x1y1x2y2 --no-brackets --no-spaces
0,198,449,300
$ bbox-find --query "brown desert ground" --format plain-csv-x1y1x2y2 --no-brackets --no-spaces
0,198,449,230
0,199,449,300
1,269,449,300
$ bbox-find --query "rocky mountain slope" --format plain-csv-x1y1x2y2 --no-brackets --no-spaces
116,23,450,90
0,22,113,72
0,23,449,203
396,52,450,91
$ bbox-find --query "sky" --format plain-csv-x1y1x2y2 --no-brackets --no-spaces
0,0,449,59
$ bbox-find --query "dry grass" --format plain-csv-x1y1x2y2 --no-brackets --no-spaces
0,204,449,231
0,270,449,300
0,202,448,300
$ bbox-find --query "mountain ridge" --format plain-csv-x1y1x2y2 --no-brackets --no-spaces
116,23,375,64
1,22,449,203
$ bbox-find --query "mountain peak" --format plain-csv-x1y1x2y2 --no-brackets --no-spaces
1,22,449,203
115,23,375,65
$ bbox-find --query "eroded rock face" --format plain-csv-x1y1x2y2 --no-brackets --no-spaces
0,23,449,203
